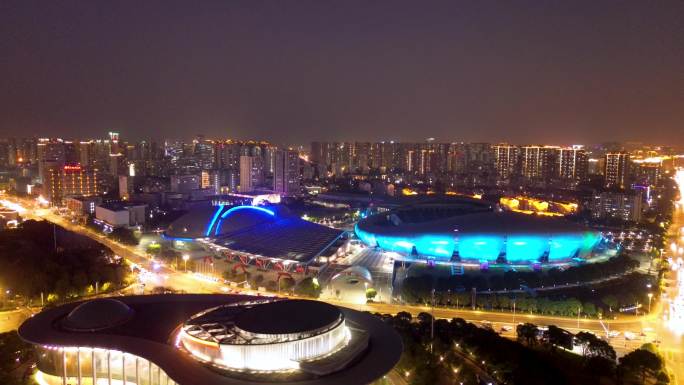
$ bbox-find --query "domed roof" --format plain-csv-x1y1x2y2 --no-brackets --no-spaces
332,265,373,283
62,298,134,331
234,300,342,335
165,205,280,239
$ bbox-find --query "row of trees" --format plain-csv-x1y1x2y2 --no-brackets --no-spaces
377,311,668,385
222,268,322,297
0,221,128,303
401,271,655,317
517,322,669,384
378,311,616,384
414,253,640,293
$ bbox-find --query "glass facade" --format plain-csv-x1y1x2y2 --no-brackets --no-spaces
180,321,349,372
218,322,348,371
35,346,176,385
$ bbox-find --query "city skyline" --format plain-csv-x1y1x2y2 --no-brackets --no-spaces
1,2,684,384
1,1,683,145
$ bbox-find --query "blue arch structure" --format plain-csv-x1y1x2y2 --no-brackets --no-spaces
212,205,276,236
205,205,225,236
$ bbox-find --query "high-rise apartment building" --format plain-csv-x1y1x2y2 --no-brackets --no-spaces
632,159,662,187
273,149,300,196
118,175,133,200
557,146,588,183
492,144,519,183
239,155,263,193
194,138,215,170
520,146,557,181
590,191,642,222
604,152,630,189
37,139,66,183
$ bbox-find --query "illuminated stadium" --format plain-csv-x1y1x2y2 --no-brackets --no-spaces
179,300,355,373
355,199,602,266
164,205,345,264
19,295,401,385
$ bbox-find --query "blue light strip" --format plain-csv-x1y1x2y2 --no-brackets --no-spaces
214,205,276,236
205,205,224,236
219,205,275,219
161,233,196,242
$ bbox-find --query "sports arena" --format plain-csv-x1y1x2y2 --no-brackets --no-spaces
355,199,603,266
164,204,345,266
19,295,401,385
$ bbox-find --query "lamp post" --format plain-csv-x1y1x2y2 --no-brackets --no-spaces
577,305,581,328
648,292,653,313
430,288,435,353
182,254,189,272
512,300,516,326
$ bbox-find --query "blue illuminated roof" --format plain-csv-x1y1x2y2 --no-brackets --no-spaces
166,204,344,263
358,204,588,236
215,217,343,262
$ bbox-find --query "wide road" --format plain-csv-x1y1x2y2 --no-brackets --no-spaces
0,195,656,355
655,173,684,385
0,308,34,333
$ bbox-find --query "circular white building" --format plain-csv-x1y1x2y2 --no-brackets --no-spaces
179,300,351,372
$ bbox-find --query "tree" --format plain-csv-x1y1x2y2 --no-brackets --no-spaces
574,332,595,357
656,371,671,384
585,356,615,379
366,287,378,301
582,302,598,318
294,277,322,298
396,311,412,323
588,338,616,361
146,243,161,256
516,323,539,346
417,312,433,325
619,348,663,384
547,325,573,350
280,277,296,290
601,294,618,311
109,227,139,246
0,331,34,385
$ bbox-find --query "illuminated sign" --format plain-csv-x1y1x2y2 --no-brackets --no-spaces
63,164,82,171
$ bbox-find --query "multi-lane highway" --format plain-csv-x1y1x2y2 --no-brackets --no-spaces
656,169,684,384
0,308,34,334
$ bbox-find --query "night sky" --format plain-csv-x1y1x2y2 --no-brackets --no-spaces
1,1,682,146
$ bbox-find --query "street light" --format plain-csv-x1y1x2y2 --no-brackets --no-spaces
648,292,653,313
182,254,189,272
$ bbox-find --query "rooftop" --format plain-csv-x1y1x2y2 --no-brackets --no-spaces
98,201,147,211
61,298,134,332
234,300,341,336
166,205,345,263
358,202,592,235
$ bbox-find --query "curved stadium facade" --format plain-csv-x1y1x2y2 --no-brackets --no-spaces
355,199,602,265
19,295,401,385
